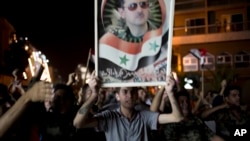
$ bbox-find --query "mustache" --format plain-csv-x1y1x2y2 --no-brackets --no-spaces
137,12,145,17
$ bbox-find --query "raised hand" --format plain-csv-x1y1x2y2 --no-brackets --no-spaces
26,81,53,102
165,75,176,95
221,79,227,88
88,71,100,96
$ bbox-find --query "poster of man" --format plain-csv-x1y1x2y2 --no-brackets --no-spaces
95,0,175,87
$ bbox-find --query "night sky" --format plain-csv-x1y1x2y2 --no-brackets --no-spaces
0,1,95,81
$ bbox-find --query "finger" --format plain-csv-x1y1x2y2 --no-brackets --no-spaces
91,71,96,77
43,82,53,98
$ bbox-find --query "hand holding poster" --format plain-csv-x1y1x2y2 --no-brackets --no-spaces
95,0,175,87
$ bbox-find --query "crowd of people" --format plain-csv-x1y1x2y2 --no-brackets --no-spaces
0,62,250,141
0,0,249,140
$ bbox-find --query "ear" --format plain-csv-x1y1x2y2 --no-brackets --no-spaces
116,93,120,101
118,8,125,19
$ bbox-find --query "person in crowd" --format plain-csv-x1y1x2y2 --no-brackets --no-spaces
151,88,225,141
99,87,120,112
135,87,151,111
38,83,79,141
73,72,183,141
0,81,82,141
200,85,250,141
74,84,106,141
0,81,53,140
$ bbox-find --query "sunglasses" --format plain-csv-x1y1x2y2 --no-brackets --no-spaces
124,1,149,11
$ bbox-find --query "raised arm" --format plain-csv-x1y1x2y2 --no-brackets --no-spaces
158,75,184,124
219,79,227,96
201,102,228,119
0,81,52,137
150,86,165,112
73,72,99,129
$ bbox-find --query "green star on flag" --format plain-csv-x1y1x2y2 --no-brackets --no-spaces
120,55,129,65
149,40,159,52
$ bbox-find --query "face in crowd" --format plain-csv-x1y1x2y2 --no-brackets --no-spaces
138,88,147,102
116,87,138,109
225,89,240,107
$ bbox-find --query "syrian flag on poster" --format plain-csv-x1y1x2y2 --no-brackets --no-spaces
189,48,207,66
96,0,173,83
99,36,162,71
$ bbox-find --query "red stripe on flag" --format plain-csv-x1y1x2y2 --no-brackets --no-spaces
99,28,162,55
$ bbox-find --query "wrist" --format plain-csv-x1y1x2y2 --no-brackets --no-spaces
167,92,174,97
21,93,33,104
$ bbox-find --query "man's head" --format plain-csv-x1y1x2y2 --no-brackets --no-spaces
224,85,241,106
118,0,150,32
50,84,76,113
115,87,138,109
175,90,191,117
137,87,147,102
205,90,218,104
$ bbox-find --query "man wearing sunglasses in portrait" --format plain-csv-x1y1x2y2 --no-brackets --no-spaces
98,0,165,84
113,0,155,42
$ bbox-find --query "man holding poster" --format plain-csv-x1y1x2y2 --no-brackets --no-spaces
97,0,172,87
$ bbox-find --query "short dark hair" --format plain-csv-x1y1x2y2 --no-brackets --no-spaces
115,87,139,94
223,85,241,97
118,0,124,8
118,0,150,7
175,89,190,101
53,83,76,101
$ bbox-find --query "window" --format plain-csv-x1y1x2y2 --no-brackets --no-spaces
217,52,232,64
185,18,206,35
200,52,215,70
221,13,243,32
231,13,243,31
234,51,250,68
183,54,198,72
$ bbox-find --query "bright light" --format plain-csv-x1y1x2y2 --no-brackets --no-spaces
24,45,29,51
28,51,52,82
172,71,178,83
184,77,193,90
22,72,27,80
184,83,193,89
28,58,34,76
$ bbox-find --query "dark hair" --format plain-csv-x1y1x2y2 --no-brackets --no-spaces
115,87,139,94
175,89,192,115
175,89,190,101
118,0,149,8
53,83,75,101
223,85,241,97
118,0,125,8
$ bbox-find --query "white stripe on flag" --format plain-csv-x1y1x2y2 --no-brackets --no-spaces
99,36,162,71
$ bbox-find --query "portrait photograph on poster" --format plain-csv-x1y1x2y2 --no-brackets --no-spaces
95,0,175,87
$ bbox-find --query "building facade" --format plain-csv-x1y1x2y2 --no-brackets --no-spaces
172,0,250,103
